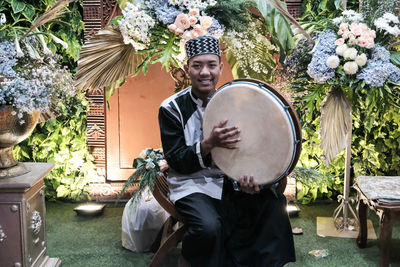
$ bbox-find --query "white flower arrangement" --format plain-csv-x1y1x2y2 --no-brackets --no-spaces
118,2,156,51
374,12,400,37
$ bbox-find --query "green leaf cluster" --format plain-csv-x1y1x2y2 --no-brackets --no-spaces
13,91,95,202
295,167,343,204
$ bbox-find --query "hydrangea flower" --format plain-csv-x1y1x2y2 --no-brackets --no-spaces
0,40,76,124
307,30,337,83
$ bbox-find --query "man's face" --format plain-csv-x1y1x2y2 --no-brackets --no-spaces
184,54,223,99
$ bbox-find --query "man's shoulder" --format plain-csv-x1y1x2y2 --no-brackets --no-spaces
160,87,192,109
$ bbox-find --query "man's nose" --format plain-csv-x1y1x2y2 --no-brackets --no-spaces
200,66,210,75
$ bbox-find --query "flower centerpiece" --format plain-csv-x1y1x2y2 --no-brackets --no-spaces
303,10,400,165
0,2,77,178
119,148,167,204
75,0,304,97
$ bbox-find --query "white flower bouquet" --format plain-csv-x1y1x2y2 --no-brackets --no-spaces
307,10,400,87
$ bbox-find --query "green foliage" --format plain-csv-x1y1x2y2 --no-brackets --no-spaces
295,167,343,204
205,0,254,32
135,26,180,75
254,0,295,62
223,17,278,82
0,0,84,71
13,91,95,201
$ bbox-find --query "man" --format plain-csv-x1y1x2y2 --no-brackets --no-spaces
158,35,295,267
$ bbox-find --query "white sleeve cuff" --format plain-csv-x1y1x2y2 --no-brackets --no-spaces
196,142,206,168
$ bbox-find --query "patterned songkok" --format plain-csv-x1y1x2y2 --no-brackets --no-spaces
185,35,221,61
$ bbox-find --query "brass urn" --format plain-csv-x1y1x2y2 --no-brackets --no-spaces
0,105,40,178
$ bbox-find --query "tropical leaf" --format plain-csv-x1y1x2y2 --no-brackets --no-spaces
254,0,314,60
74,26,145,92
320,87,352,166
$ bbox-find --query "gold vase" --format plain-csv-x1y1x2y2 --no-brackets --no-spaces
0,105,40,178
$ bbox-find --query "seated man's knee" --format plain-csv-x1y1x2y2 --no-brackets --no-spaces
189,217,221,244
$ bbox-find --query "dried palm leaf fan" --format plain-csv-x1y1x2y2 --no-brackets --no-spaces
320,87,352,166
74,26,145,94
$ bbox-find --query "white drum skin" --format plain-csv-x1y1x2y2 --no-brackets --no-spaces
203,80,299,186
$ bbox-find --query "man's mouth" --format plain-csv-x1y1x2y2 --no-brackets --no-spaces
199,79,212,85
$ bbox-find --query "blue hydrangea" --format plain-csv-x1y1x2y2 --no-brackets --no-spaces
207,17,225,37
356,61,394,87
307,30,337,83
145,0,182,25
356,46,400,87
371,45,391,62
0,41,17,78
388,64,400,84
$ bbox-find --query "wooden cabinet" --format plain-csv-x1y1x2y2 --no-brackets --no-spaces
0,163,61,267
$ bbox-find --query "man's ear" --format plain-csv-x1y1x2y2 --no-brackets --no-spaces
219,61,224,74
184,64,189,73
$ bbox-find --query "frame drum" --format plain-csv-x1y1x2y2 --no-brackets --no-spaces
203,79,302,186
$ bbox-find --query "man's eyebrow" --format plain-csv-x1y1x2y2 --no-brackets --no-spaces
191,60,218,64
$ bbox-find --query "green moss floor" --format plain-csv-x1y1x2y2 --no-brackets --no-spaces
45,201,400,267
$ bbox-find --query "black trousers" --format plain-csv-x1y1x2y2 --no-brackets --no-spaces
175,192,224,267
175,179,296,267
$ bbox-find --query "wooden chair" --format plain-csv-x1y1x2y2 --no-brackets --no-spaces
150,175,186,267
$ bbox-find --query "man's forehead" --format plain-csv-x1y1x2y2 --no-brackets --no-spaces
189,54,220,63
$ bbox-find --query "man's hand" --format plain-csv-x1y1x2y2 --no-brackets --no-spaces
238,175,260,195
201,119,240,156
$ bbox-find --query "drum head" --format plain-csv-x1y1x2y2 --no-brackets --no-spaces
203,79,301,186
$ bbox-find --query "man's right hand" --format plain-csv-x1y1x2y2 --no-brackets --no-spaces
201,119,241,156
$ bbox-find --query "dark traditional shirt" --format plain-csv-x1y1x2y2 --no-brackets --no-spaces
159,87,224,203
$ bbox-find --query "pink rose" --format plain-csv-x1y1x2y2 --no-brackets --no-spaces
200,16,213,29
193,24,203,35
168,24,177,33
359,23,368,31
182,30,194,40
339,23,349,32
175,13,191,30
342,30,352,39
365,38,374,49
357,36,368,47
350,23,363,36
335,38,345,46
189,16,198,25
189,8,200,17
175,27,184,35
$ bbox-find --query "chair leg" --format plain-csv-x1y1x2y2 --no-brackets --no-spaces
149,224,186,267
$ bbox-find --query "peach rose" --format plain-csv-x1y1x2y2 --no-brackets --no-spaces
335,38,345,46
350,23,363,36
175,13,191,30
193,24,203,35
189,16,198,25
339,23,349,32
182,30,194,40
189,8,200,17
200,16,213,29
168,24,177,33
342,30,352,39
175,27,184,35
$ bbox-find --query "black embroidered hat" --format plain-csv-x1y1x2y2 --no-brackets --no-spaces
185,35,221,61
